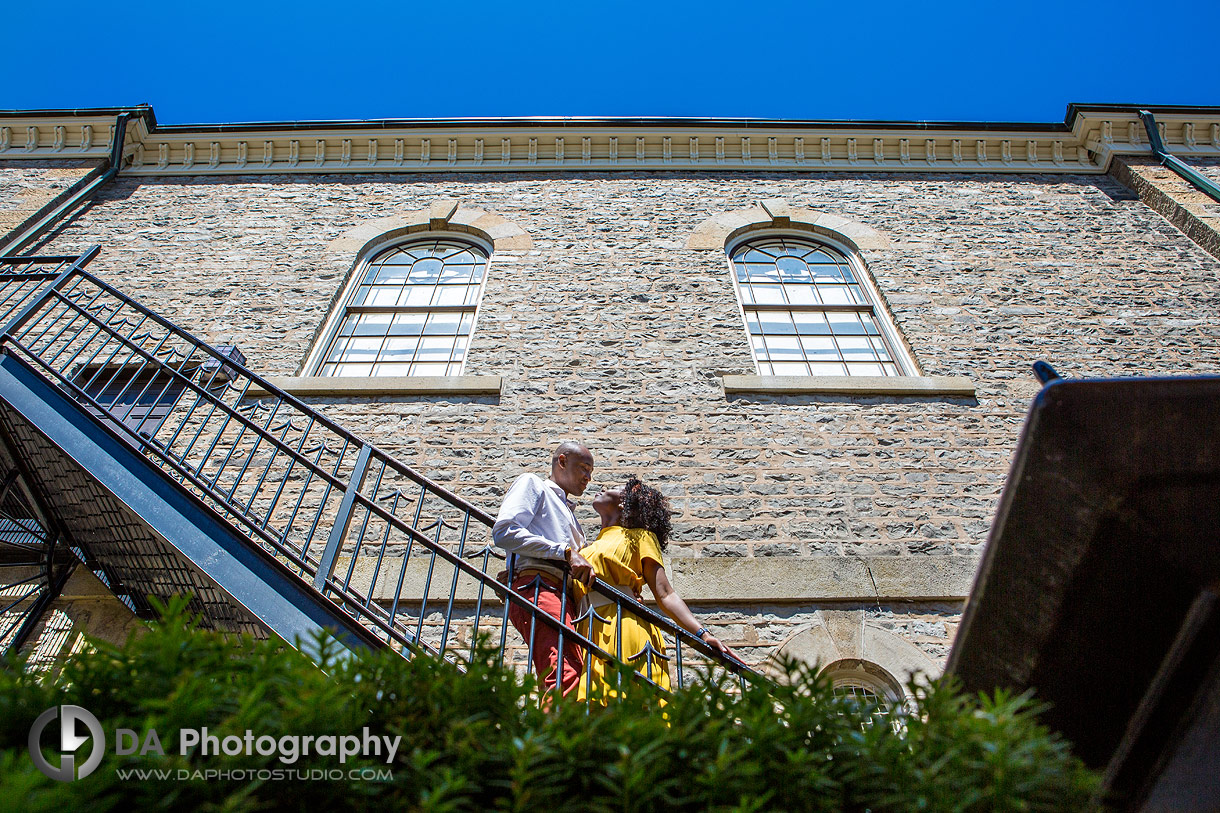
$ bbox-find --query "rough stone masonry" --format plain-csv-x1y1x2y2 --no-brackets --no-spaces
8,166,1220,672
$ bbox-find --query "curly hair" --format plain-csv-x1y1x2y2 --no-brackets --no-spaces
619,475,673,550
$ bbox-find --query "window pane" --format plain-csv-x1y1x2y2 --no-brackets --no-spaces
417,336,454,360
359,286,400,306
371,264,409,284
751,336,768,358
410,362,449,376
408,257,443,284
333,363,373,377
846,362,885,376
828,312,866,334
338,337,381,362
819,285,855,305
400,286,433,306
771,361,810,375
744,264,781,283
438,264,474,285
755,311,796,335
775,255,812,282
810,264,850,283
382,337,419,360
792,312,831,334
373,363,413,376
379,249,414,265
352,313,392,336
325,337,350,362
765,335,803,359
808,361,847,376
433,286,468,306
838,336,877,360
800,336,839,360
785,285,818,305
757,362,774,375
751,284,785,304
424,312,463,335
390,313,427,335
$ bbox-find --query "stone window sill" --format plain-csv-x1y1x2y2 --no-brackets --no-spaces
722,374,975,398
243,375,502,399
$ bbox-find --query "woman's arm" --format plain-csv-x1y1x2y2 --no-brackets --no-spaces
642,559,740,661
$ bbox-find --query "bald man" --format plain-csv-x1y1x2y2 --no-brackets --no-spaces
492,442,595,701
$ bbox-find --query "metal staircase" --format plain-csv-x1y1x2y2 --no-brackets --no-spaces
0,247,754,693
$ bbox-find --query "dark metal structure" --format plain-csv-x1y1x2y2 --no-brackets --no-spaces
947,371,1220,811
0,247,755,695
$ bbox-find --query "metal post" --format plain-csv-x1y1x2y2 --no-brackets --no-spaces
313,444,372,589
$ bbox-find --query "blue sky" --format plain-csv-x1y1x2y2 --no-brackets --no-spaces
7,1,1219,125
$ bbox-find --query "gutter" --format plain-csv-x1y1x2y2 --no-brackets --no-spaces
1139,109,1220,203
0,111,137,256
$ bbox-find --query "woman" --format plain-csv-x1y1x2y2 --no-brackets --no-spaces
577,476,738,700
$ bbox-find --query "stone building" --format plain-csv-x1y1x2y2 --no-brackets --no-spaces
3,104,1220,709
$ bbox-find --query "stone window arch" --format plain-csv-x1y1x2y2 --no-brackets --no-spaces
821,658,906,716
727,232,915,377
766,613,942,707
307,235,490,377
684,201,983,400
303,200,531,379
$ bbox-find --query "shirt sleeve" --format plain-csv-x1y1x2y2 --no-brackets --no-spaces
491,474,568,561
636,529,664,570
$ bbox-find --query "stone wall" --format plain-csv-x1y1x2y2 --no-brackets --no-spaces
0,160,96,238
28,169,1220,669
1111,156,1220,260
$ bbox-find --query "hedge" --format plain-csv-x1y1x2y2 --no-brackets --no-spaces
1,598,1099,812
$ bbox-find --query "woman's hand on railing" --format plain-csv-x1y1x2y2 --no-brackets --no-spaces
699,632,741,664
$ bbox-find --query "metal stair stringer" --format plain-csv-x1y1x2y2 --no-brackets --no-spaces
0,351,385,657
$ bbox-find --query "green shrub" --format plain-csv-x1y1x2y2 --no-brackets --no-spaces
1,599,1099,811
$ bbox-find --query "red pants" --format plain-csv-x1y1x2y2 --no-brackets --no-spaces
508,572,584,701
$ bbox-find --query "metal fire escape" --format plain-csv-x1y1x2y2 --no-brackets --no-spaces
0,247,752,692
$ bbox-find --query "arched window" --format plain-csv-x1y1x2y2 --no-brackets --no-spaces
822,658,906,724
311,236,489,377
728,235,912,377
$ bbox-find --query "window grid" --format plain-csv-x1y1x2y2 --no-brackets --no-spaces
731,236,902,377
318,238,487,377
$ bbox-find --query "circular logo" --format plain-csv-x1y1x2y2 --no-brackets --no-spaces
28,705,105,781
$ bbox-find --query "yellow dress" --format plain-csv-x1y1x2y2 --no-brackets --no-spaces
576,526,672,700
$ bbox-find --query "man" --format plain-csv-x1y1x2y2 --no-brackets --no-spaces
492,441,595,701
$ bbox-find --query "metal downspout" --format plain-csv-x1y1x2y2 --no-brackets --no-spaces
1138,110,1220,203
0,112,136,256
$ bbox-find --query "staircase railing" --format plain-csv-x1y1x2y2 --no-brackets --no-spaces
0,246,760,694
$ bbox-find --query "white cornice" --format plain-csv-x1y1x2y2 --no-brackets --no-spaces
2,110,1218,177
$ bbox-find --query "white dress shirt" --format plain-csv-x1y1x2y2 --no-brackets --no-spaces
492,473,585,577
